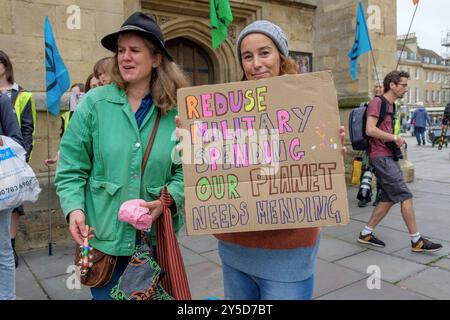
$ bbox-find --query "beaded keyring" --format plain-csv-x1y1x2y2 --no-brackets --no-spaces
78,225,93,276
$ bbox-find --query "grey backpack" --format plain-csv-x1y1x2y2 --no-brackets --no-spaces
348,96,390,151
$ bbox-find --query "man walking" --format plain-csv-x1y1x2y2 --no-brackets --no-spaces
411,102,431,146
357,70,442,253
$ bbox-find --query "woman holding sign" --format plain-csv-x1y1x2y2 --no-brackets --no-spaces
55,12,189,300
177,20,345,300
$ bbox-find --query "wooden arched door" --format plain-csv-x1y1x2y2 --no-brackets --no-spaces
166,38,215,85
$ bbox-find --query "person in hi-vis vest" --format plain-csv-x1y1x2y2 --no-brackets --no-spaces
0,50,36,269
44,83,85,166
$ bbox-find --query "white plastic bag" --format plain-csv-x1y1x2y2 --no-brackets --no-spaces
0,136,41,210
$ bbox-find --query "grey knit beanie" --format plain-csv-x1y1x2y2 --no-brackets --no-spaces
236,20,289,61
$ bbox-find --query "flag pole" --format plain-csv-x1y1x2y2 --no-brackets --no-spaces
370,50,381,86
396,2,419,70
46,109,53,256
44,15,70,256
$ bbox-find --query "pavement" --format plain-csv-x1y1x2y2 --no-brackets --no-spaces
15,135,450,300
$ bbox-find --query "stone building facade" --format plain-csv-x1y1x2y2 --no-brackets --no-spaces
0,0,398,250
397,33,450,119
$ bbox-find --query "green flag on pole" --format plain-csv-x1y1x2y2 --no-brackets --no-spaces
210,0,233,49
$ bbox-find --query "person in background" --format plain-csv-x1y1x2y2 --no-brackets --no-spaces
0,50,36,268
411,102,431,146
0,93,24,300
44,83,85,166
63,83,85,134
85,73,100,93
93,57,112,86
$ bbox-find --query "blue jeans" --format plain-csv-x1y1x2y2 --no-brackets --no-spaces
222,262,314,300
414,126,425,144
0,209,15,300
90,256,130,300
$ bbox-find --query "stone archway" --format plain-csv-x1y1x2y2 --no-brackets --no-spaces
166,37,215,85
160,18,240,84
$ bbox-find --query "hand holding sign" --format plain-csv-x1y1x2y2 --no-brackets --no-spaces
177,71,350,235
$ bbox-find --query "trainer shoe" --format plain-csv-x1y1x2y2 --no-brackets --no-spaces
357,233,386,248
411,237,442,253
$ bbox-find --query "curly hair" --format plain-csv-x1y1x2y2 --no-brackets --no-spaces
383,70,410,93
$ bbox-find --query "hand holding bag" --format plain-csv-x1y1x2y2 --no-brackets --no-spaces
0,135,41,211
74,244,117,287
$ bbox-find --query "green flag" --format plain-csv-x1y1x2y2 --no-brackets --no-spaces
210,0,233,49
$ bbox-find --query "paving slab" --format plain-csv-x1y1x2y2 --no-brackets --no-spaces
397,267,450,300
21,244,75,280
201,250,222,266
338,225,411,254
16,256,48,300
180,245,209,267
317,235,367,262
185,261,224,300
412,221,450,243
316,279,431,300
376,214,410,232
177,225,187,237
408,180,450,197
313,259,367,298
335,250,428,283
413,207,450,227
348,204,375,217
350,210,409,232
392,240,450,265
178,234,218,254
39,273,91,300
321,219,366,238
431,257,450,271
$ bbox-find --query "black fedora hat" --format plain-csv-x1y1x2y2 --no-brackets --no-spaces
101,12,172,61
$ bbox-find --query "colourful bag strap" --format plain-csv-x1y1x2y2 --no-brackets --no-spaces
156,186,192,300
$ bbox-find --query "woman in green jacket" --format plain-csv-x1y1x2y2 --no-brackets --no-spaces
55,12,189,300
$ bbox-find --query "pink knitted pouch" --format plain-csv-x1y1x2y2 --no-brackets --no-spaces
118,199,152,231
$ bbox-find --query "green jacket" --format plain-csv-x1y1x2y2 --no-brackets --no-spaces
55,84,184,256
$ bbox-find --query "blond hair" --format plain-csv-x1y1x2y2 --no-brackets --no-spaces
109,34,190,113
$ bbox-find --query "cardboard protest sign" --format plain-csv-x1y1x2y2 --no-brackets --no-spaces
177,71,349,235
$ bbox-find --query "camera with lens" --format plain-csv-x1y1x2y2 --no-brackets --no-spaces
385,141,403,161
357,166,373,203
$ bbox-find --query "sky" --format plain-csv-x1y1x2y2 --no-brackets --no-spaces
397,0,450,57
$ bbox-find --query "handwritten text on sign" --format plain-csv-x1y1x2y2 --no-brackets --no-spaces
177,72,349,235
